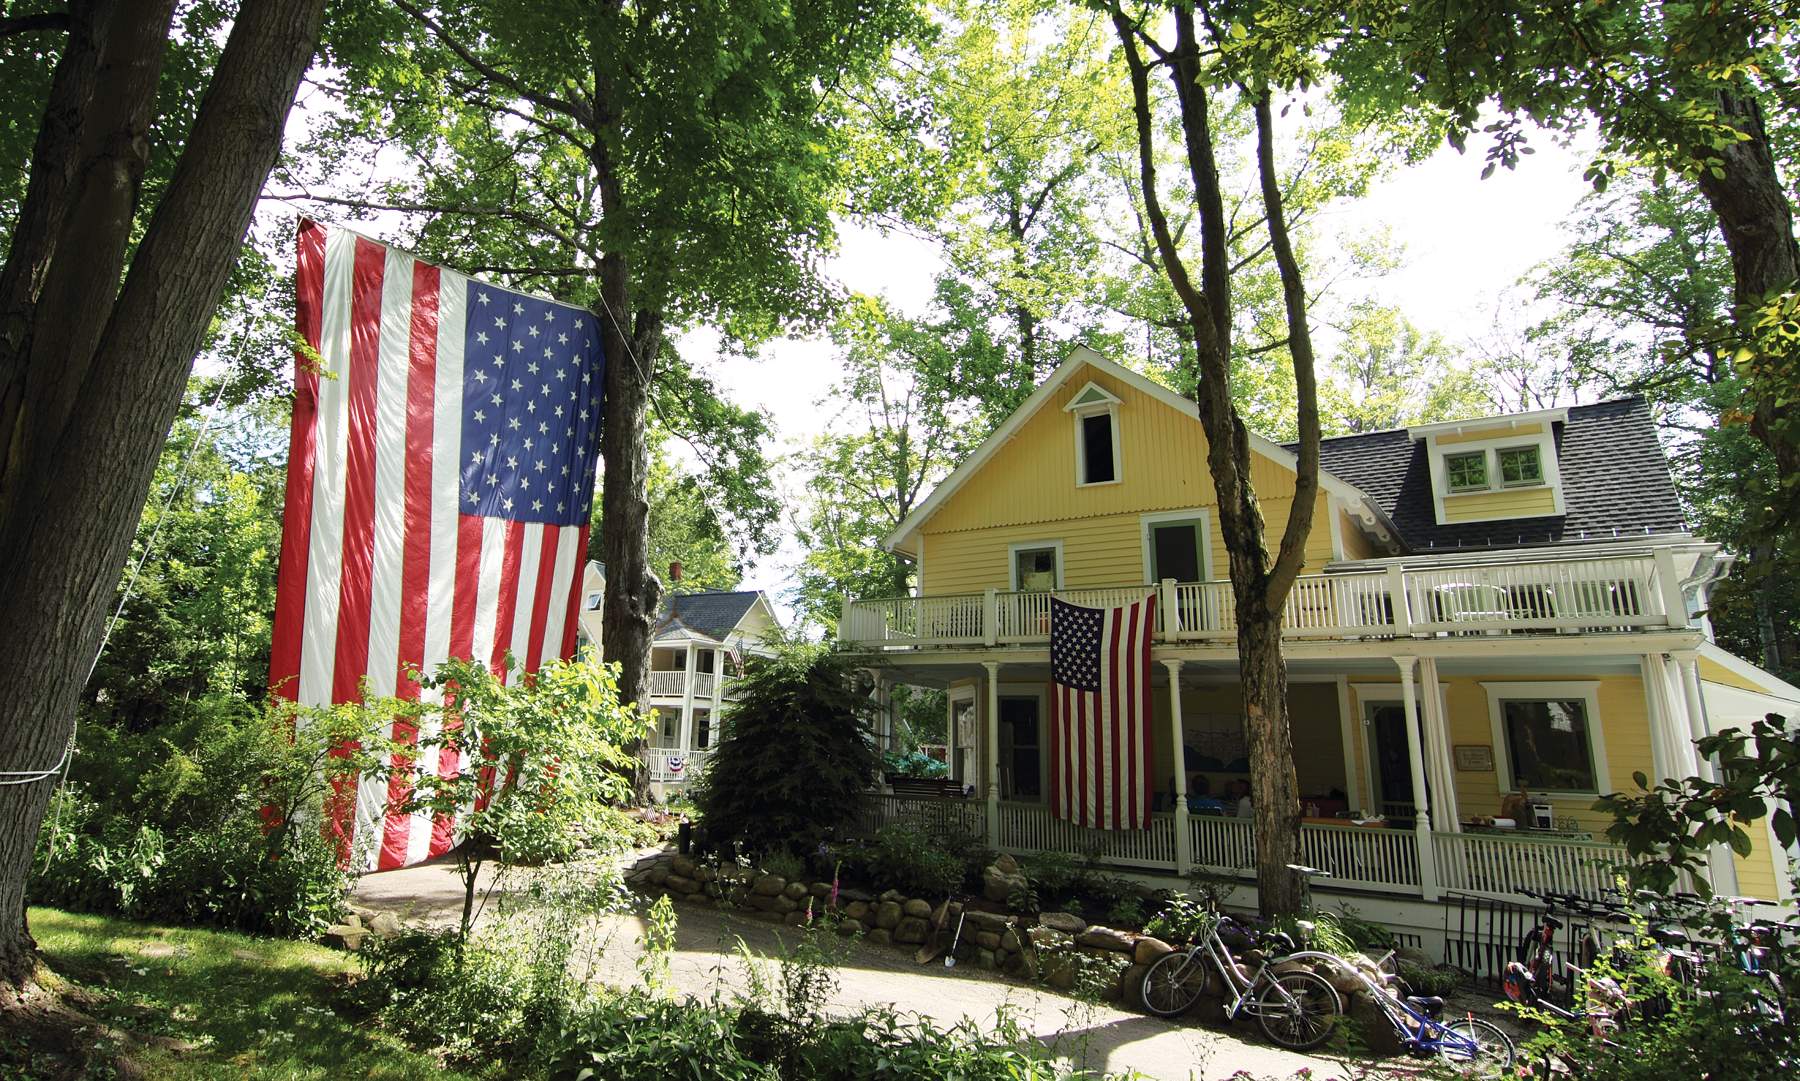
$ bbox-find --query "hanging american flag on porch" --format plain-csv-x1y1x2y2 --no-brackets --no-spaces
269,219,603,871
1048,595,1156,830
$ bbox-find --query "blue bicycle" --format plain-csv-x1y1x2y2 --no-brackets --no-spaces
1329,948,1516,1075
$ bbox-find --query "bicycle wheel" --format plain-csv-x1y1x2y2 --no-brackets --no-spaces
1440,1017,1515,1076
1256,969,1341,1051
1141,950,1212,1017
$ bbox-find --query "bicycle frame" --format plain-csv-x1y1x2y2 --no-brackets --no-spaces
1327,954,1487,1059
1164,917,1317,1022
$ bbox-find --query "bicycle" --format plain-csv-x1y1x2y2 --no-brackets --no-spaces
1139,907,1342,1050
1331,948,1516,1075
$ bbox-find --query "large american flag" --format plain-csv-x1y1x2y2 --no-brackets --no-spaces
269,219,603,870
1048,595,1155,830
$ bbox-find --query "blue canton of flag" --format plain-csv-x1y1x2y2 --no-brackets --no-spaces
460,286,604,526
1050,599,1104,691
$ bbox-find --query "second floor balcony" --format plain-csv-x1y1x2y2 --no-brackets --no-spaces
647,668,738,699
841,547,1711,649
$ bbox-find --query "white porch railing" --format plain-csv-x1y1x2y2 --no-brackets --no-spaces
645,748,710,783
647,670,686,697
996,801,1177,870
857,795,1630,904
840,550,1685,647
1432,830,1629,901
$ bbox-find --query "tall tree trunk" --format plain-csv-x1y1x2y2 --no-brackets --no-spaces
1692,88,1800,517
0,0,324,992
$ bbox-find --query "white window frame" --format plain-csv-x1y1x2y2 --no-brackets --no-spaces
1496,444,1545,488
1063,380,1123,488
1348,682,1449,815
1139,508,1213,585
1482,680,1610,797
997,682,1050,802
1007,539,1064,592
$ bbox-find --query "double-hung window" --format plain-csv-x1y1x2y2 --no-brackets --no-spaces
1012,545,1060,592
1498,445,1543,486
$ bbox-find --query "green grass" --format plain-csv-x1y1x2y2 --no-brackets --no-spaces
18,907,479,1081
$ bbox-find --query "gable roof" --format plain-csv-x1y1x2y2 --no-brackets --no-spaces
1302,397,1687,552
653,590,768,641
885,346,1375,554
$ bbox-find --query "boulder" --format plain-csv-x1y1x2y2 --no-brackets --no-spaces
837,919,865,936
902,898,932,919
1077,926,1134,953
1038,911,1086,934
369,912,404,939
322,925,366,952
844,900,871,922
873,901,903,930
894,916,930,945
782,882,810,901
879,889,905,904
772,895,799,915
839,887,875,903
964,910,1012,932
751,875,787,897
785,910,810,925
669,854,699,878
976,948,998,970
1003,951,1033,978
973,931,1002,951
692,865,715,883
982,863,1028,904
993,853,1021,875
866,928,893,947
752,910,784,923
1133,937,1174,965
1119,962,1152,1005
810,882,832,898
646,864,671,887
664,874,697,894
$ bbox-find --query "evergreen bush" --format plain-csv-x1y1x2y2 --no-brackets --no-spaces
691,643,881,858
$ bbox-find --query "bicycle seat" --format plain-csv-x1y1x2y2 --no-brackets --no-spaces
1285,863,1332,878
1261,931,1297,955
1404,995,1445,1018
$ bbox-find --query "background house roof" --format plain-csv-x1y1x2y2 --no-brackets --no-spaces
653,590,765,641
1299,397,1688,552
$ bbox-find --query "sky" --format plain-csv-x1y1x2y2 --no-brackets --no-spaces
696,128,1603,615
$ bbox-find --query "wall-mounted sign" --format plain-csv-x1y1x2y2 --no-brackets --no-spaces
1454,744,1495,772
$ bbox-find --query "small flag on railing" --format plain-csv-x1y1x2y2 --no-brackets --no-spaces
1048,594,1155,830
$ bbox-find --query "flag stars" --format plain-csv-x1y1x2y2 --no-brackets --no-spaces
557,332,568,344
478,291,491,305
502,497,514,511
538,422,549,434
510,379,523,391
533,459,545,473
520,476,530,490
465,490,480,505
475,330,489,345
513,302,524,315
527,360,540,375
508,417,521,430
523,438,534,451
532,499,543,512
472,369,488,384
511,340,523,353
494,316,506,328
473,409,486,423
543,309,555,322
526,400,537,413
505,456,518,470
490,392,502,406
527,325,539,338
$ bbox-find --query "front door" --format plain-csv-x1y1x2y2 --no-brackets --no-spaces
1367,703,1422,818
999,695,1042,800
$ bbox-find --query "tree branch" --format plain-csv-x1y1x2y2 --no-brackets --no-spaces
390,0,595,128
0,10,68,38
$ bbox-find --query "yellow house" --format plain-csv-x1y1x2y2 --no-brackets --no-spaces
842,346,1798,925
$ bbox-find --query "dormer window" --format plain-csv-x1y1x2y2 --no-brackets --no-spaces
1445,451,1488,493
1063,380,1122,487
1498,446,1543,487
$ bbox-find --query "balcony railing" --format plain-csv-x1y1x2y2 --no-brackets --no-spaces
841,550,1690,648
646,747,710,783
646,670,737,699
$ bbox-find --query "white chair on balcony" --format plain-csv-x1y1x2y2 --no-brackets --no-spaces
1432,582,1511,633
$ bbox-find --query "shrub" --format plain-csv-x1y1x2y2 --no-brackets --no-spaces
1396,960,1461,998
354,929,533,1065
857,823,964,898
1144,894,1214,944
881,749,948,779
692,643,882,857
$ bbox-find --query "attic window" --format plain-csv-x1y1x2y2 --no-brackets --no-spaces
1080,413,1116,484
1498,446,1543,487
1064,380,1123,487
1445,451,1488,493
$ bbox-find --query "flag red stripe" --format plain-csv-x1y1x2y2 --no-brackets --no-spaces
490,520,526,677
269,220,327,701
558,525,589,660
378,261,441,870
524,524,560,674
1108,606,1122,829
1138,602,1154,826
330,237,387,706
431,514,484,856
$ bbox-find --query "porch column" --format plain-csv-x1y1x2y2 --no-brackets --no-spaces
1418,658,1461,833
1394,655,1440,900
945,689,957,784
983,661,1001,849
872,671,890,753
1641,653,1699,783
1673,649,1741,894
1163,659,1191,875
678,643,698,753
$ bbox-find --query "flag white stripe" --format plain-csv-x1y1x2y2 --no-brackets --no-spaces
364,247,415,699
539,525,578,665
508,522,545,683
298,229,358,706
470,517,507,674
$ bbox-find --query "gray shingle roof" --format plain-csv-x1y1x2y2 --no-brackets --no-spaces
1298,397,1687,553
654,590,762,640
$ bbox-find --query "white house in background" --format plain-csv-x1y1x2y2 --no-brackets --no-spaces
576,561,607,652
643,587,783,793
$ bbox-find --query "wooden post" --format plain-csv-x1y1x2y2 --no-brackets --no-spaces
1159,577,1179,640
984,587,998,646
1386,565,1412,635
1654,547,1689,628
983,661,1002,849
1395,655,1438,900
678,642,698,756
1164,658,1190,875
